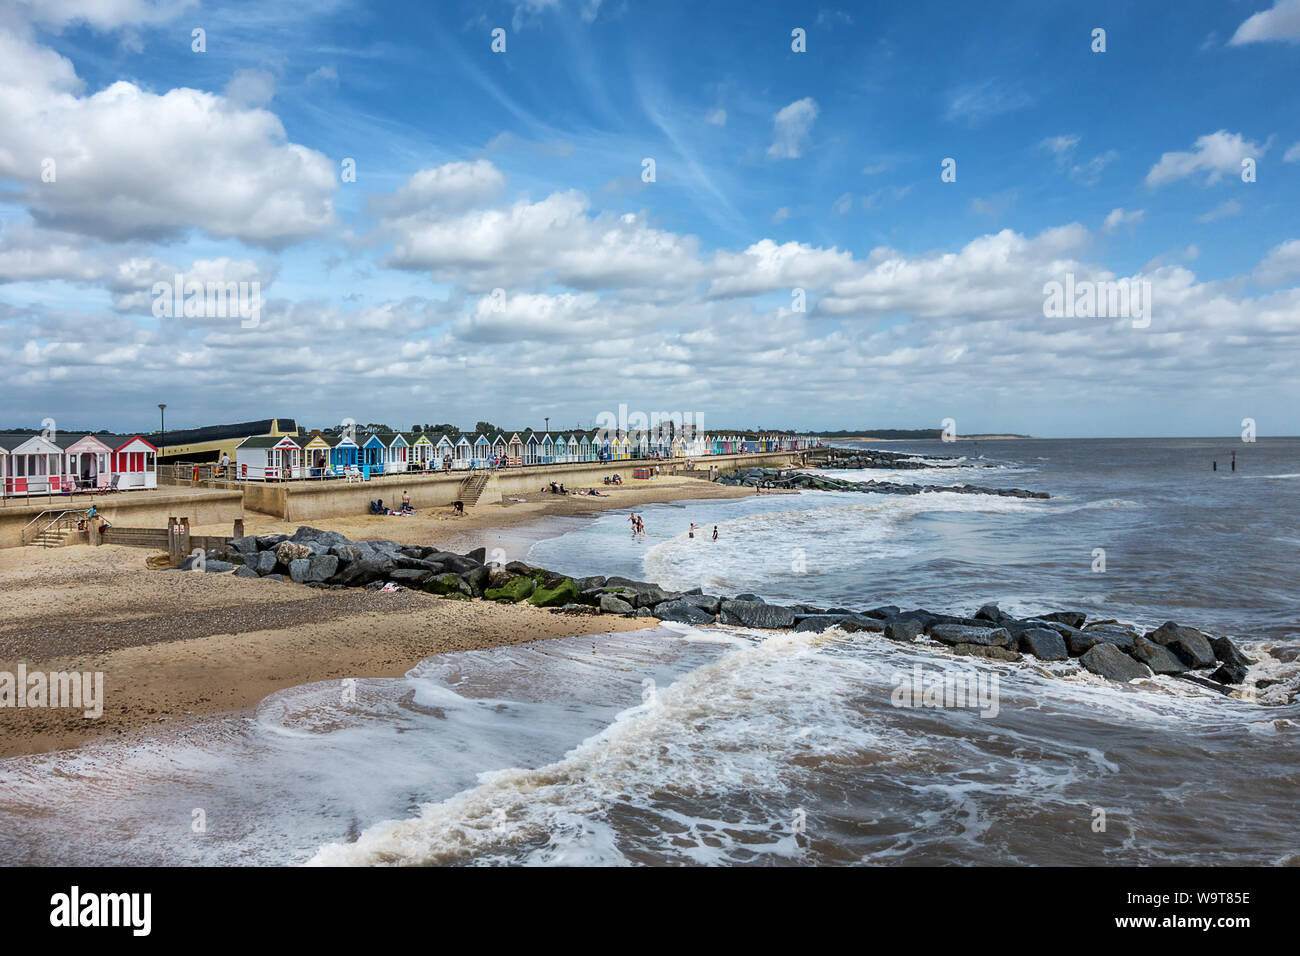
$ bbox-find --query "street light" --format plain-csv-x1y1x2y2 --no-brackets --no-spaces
158,404,166,464
544,417,550,433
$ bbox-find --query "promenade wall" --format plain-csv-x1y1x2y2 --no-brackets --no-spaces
245,451,799,521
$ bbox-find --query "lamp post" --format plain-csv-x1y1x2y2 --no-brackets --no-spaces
158,404,166,475
544,417,550,433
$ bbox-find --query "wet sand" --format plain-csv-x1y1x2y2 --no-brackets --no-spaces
0,475,755,758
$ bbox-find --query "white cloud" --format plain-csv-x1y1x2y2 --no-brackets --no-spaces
1104,208,1145,232
225,68,276,108
771,207,792,224
1229,0,1300,45
0,225,103,284
1197,200,1242,223
371,160,507,216
767,97,818,159
831,193,854,215
944,80,1032,125
306,66,339,86
14,0,196,30
1146,130,1267,187
107,256,275,313
0,29,337,247
1069,150,1117,186
817,225,1091,320
707,239,857,299
1284,142,1300,163
970,191,1017,219
1040,134,1080,158
381,188,703,291
705,108,726,126
1254,239,1300,284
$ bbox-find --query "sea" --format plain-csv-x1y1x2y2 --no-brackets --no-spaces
1,437,1297,866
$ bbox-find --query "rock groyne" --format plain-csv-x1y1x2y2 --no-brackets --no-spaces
181,526,1264,693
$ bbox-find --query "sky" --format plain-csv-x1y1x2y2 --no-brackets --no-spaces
1,0,1298,438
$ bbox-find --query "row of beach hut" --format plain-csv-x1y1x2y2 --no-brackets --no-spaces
236,428,819,481
0,432,158,498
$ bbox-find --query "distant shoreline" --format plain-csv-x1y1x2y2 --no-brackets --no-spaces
823,434,1032,442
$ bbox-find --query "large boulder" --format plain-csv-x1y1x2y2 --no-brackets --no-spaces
630,586,682,608
682,593,723,615
287,557,311,584
331,543,366,563
437,554,484,574
529,577,579,608
863,605,901,619
952,643,1020,662
599,593,635,615
793,614,881,634
1129,635,1191,674
484,575,536,603
335,553,396,587
719,600,797,630
884,618,925,642
230,535,259,557
255,550,278,575
652,600,715,625
305,554,339,583
1037,610,1087,629
1209,662,1249,686
234,565,260,579
576,575,607,591
202,559,235,573
929,624,1015,648
275,540,315,566
389,568,434,586
1080,644,1152,683
464,565,491,598
1145,622,1216,669
290,526,349,552
424,572,472,597
1065,626,1133,656
1017,628,1068,661
974,603,1015,625
465,547,487,565
1210,636,1253,669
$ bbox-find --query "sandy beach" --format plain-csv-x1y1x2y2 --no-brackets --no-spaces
0,475,756,758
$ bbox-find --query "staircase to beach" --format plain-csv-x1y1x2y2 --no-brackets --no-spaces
32,526,71,548
21,509,88,548
457,473,492,507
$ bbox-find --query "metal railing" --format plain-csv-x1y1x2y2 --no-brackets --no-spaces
20,509,89,547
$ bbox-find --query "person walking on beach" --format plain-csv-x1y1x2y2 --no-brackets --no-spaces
712,525,718,541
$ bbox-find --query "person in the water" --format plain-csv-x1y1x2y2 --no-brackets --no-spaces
712,525,718,541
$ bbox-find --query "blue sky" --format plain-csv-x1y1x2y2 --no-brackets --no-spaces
1,0,1299,436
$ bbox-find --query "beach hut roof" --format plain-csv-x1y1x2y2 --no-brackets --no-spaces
62,433,117,453
0,433,56,453
326,433,359,448
238,434,300,449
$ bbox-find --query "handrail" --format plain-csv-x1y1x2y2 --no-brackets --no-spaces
20,508,89,546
